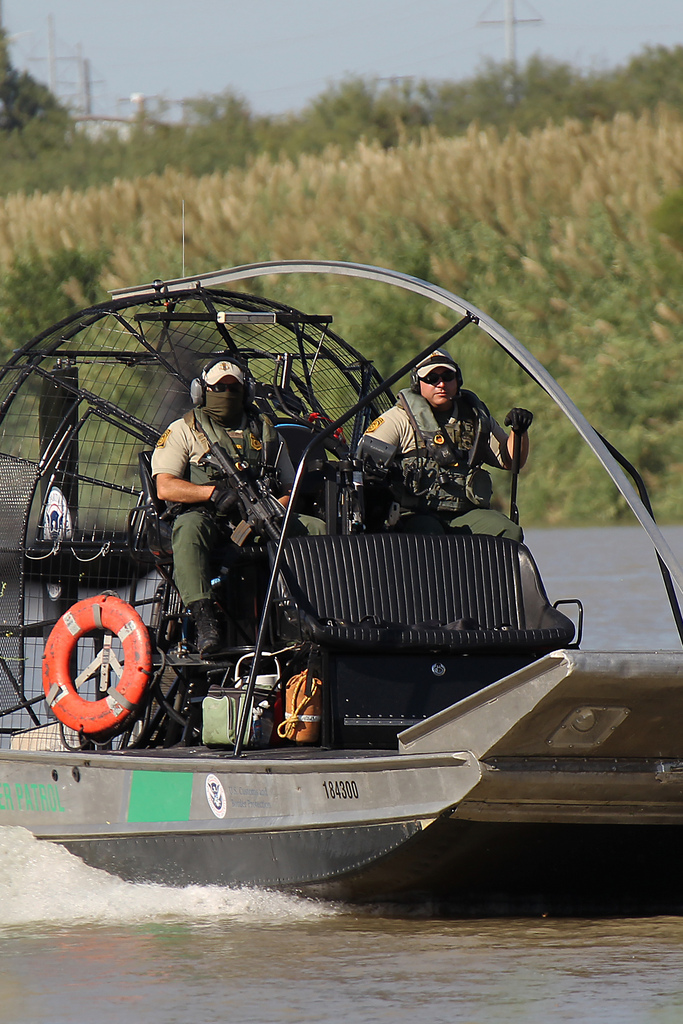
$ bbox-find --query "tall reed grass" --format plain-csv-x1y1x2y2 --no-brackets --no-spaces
0,110,681,284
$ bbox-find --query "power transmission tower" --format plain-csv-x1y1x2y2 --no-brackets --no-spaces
32,15,99,114
77,47,92,116
477,0,542,68
47,13,57,93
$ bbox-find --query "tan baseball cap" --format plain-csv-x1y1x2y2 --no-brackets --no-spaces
203,360,245,385
415,349,458,379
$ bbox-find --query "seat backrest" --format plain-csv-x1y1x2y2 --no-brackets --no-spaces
277,532,571,634
273,422,329,523
274,422,327,485
128,451,173,563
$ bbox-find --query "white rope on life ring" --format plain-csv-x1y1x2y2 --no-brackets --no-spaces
42,593,152,738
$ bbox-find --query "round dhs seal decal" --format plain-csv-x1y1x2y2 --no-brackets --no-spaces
205,774,227,819
42,486,73,541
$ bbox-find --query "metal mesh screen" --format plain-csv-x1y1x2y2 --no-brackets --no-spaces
0,455,39,724
0,284,396,738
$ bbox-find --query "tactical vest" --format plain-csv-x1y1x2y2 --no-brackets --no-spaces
395,388,496,513
183,409,280,489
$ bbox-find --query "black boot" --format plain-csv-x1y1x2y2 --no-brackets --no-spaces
189,599,221,658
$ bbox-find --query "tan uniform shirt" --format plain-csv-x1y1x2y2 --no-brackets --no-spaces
364,404,510,469
151,412,295,491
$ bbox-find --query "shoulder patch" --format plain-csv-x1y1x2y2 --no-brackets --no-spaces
156,428,171,448
250,435,263,451
366,416,384,433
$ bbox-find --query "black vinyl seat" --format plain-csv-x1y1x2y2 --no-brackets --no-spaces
128,451,174,565
273,421,328,517
274,533,575,653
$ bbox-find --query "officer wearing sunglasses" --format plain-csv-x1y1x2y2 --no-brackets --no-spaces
359,349,532,541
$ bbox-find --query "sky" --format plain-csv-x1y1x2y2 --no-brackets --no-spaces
2,0,683,120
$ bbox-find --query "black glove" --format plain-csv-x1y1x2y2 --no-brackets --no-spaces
504,408,534,435
210,483,238,515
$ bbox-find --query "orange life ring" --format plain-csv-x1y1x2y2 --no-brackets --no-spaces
42,593,153,738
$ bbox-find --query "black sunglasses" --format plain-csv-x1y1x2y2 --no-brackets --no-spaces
421,369,457,385
207,381,243,393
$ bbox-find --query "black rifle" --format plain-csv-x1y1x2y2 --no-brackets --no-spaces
199,442,285,545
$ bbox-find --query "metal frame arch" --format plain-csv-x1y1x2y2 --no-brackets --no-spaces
113,259,683,592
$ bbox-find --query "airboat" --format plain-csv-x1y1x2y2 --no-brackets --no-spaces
0,260,682,913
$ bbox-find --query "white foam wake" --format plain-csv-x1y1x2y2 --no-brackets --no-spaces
0,825,336,929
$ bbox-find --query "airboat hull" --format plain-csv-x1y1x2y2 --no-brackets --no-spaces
3,648,683,910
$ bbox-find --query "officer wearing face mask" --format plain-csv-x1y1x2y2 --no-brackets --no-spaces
152,357,324,657
359,349,532,541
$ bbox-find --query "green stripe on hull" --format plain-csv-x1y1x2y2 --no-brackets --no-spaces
127,771,193,823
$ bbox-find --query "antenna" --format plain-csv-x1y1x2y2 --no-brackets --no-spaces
477,0,542,68
182,200,185,278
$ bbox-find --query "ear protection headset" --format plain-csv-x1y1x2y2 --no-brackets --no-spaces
190,356,256,406
410,359,463,394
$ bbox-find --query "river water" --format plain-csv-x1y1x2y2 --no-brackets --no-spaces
2,526,683,1024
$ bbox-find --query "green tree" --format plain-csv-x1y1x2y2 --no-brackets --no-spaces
177,90,274,173
428,55,615,135
0,249,109,352
606,45,683,112
280,77,431,155
0,28,71,194
0,29,66,132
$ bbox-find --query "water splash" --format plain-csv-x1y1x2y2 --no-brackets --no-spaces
0,825,337,929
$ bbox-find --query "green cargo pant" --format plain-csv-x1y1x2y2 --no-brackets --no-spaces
398,507,523,543
172,508,326,606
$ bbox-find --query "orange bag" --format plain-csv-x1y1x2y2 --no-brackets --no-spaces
277,670,322,743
